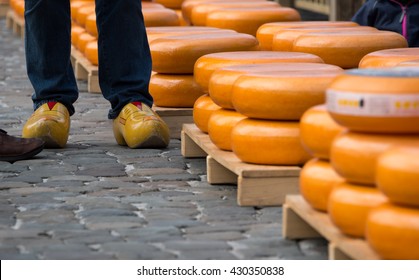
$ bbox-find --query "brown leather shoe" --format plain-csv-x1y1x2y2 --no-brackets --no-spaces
0,129,45,163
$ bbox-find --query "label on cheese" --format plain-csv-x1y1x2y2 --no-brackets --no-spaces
327,89,419,117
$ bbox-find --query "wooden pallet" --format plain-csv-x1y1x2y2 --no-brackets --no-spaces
154,107,193,140
181,123,301,206
5,9,24,38
71,46,100,94
283,194,381,260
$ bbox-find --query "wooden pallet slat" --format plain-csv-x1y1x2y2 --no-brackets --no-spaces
283,194,381,260
182,123,301,206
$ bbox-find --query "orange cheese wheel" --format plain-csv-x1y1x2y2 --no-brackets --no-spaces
207,109,247,151
326,68,419,134
397,58,419,67
175,9,190,26
293,30,408,69
150,32,259,74
376,147,419,207
71,1,94,20
143,8,180,27
193,94,221,133
71,24,85,47
146,27,235,44
76,5,95,27
366,203,419,260
231,118,311,165
206,7,301,37
142,2,166,9
359,47,419,68
84,40,98,66
85,13,97,38
272,26,377,52
195,51,324,93
153,0,185,9
300,158,345,212
300,105,345,160
210,62,334,110
256,21,359,51
190,2,281,26
328,182,388,238
13,0,24,17
76,32,96,53
149,74,206,107
231,67,343,121
330,131,419,186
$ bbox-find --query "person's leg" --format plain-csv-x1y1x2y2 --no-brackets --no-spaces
22,0,74,148
24,0,78,115
95,0,169,148
95,0,153,119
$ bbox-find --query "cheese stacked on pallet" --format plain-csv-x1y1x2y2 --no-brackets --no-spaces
324,68,419,248
359,47,419,68
193,52,325,151
293,30,408,69
256,21,359,51
150,30,258,108
205,7,301,37
229,63,343,165
365,147,419,259
299,105,345,212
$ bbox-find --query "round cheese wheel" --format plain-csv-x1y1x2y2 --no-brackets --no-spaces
256,21,359,51
195,51,324,93
397,58,419,67
71,1,94,20
376,147,419,207
210,62,333,110
366,203,419,260
190,2,281,26
300,158,345,212
231,67,343,121
71,24,85,47
143,8,180,27
330,131,419,186
76,32,96,53
300,105,345,160
206,7,301,37
13,0,24,17
150,32,259,74
142,2,166,9
85,13,97,38
293,30,408,69
149,74,206,107
207,109,247,151
153,0,185,9
76,5,95,27
328,182,388,238
231,118,311,165
84,40,98,66
359,47,419,68
175,9,190,26
326,68,419,134
272,26,377,52
147,27,235,43
193,94,221,133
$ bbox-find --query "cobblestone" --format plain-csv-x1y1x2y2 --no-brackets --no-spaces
0,18,328,260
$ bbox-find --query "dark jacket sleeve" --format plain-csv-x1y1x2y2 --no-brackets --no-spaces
351,0,378,26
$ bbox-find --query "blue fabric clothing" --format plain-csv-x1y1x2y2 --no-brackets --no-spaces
352,0,419,47
24,0,153,119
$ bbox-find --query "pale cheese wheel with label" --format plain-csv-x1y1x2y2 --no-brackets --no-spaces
150,32,259,74
231,119,311,165
326,68,419,134
328,182,388,238
195,51,324,93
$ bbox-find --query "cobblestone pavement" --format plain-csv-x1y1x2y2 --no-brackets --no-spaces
0,19,328,260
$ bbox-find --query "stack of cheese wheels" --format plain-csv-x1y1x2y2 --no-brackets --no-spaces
149,30,259,108
227,63,343,165
190,1,282,26
292,30,408,69
205,7,301,37
299,105,345,212
365,147,419,259
359,48,419,68
256,21,359,51
193,51,324,150
181,0,268,26
272,25,377,52
324,68,419,242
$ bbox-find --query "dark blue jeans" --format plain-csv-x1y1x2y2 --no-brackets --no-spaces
24,0,153,119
